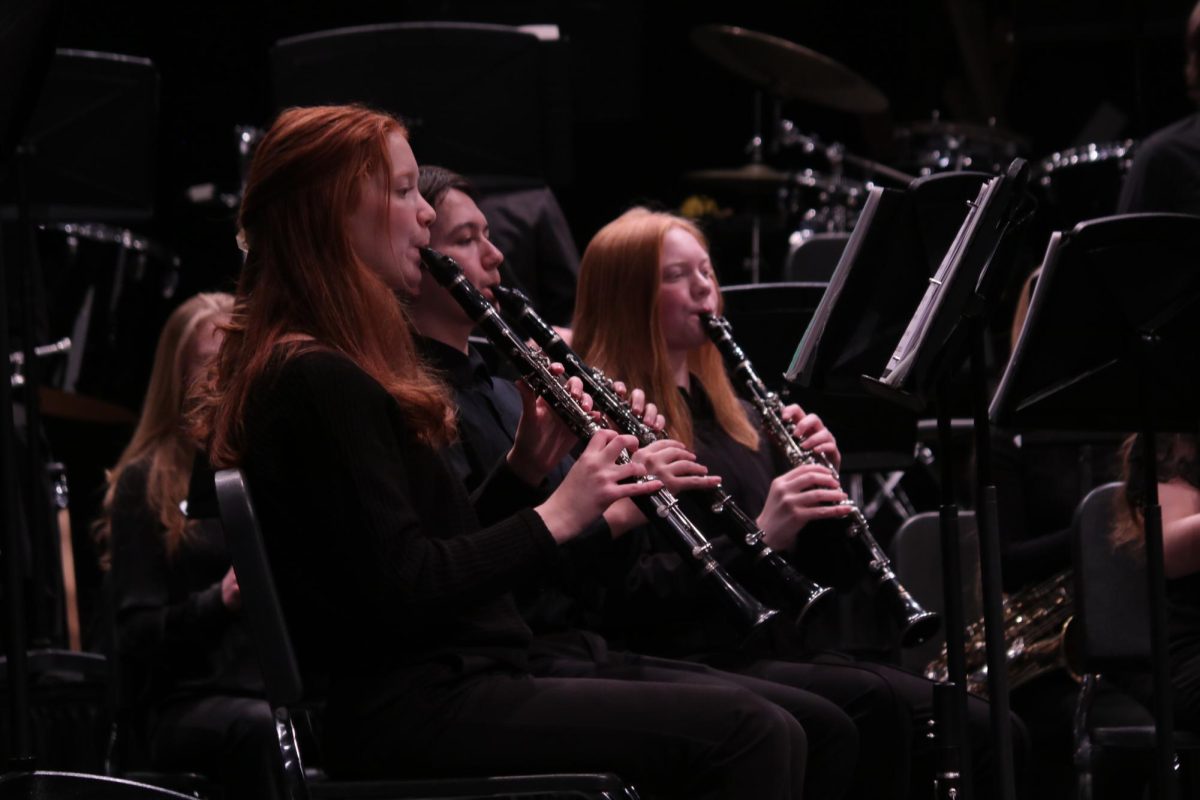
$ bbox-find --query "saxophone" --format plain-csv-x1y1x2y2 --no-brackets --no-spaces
924,569,1077,697
702,312,941,647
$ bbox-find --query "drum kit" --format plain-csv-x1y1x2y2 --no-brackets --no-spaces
685,24,1137,282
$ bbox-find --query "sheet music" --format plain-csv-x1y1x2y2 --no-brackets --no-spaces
880,177,997,385
789,186,885,383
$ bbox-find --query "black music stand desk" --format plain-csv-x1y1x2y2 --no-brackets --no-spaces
863,160,1033,800
993,212,1200,800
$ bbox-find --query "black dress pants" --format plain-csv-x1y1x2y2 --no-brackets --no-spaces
323,668,805,800
150,694,283,800
730,653,1030,800
532,642,857,800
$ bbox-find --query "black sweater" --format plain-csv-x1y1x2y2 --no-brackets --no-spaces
110,459,262,712
239,349,558,706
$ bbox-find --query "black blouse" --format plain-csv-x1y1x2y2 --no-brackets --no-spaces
239,349,559,712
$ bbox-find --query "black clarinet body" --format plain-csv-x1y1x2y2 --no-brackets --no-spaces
701,312,941,647
419,248,778,632
494,284,834,626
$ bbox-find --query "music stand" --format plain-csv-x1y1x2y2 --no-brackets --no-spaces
785,170,998,799
788,172,990,390
271,22,573,184
863,159,1033,800
993,212,1200,800
0,49,159,222
787,173,993,466
721,282,827,388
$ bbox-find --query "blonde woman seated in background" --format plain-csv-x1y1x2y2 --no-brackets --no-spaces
95,292,280,799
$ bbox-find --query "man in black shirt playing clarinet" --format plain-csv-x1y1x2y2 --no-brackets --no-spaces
407,164,925,800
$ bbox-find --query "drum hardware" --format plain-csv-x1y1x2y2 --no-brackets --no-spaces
1037,139,1135,176
688,25,894,281
43,222,181,313
37,221,180,400
895,113,1028,176
9,337,71,387
777,120,917,187
236,124,265,196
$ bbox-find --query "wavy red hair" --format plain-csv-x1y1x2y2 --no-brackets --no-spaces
572,208,759,450
191,104,455,466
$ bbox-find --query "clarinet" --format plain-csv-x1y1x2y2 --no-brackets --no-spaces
494,284,834,626
419,248,778,632
701,312,941,647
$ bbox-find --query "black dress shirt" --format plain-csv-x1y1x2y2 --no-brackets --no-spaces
418,336,621,642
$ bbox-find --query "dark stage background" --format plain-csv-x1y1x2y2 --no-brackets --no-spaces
7,0,1195,651
48,0,1198,299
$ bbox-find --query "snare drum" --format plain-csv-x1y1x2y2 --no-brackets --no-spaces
1037,140,1136,229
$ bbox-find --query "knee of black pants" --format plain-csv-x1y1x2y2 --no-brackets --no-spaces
718,686,809,764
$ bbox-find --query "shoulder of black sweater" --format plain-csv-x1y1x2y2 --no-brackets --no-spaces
112,456,152,509
270,347,384,394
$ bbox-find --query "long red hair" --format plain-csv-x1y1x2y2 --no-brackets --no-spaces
191,104,455,466
572,208,759,450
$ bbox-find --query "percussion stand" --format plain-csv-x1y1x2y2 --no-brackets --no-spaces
743,90,766,283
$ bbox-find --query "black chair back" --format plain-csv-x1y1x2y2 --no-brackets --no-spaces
1072,482,1149,673
213,469,303,710
890,510,981,672
212,469,640,800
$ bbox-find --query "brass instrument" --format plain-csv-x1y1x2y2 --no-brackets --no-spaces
420,248,778,633
924,569,1077,697
702,312,941,647
494,284,834,626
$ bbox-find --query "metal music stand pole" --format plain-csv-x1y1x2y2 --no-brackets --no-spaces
863,161,1032,800
1138,337,1176,800
969,314,1017,800
935,371,974,800
0,152,34,775
0,0,63,769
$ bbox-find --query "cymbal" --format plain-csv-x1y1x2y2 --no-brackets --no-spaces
685,163,790,192
691,25,888,114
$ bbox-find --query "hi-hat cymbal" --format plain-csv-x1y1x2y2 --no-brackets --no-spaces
691,25,888,114
685,164,864,196
685,163,790,192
